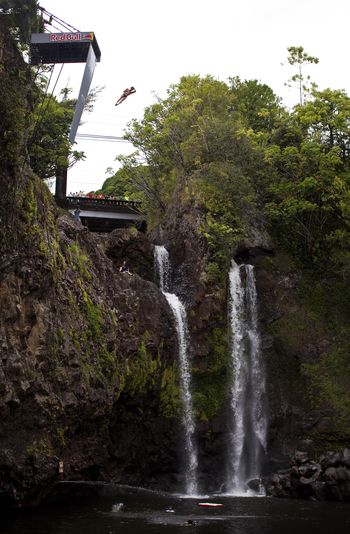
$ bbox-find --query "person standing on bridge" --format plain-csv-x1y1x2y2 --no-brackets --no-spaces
73,208,81,222
115,87,136,106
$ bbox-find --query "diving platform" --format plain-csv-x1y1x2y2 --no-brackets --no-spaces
60,196,146,233
30,32,101,65
30,30,101,152
30,30,102,199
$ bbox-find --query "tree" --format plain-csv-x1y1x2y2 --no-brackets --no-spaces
0,0,43,45
28,85,85,180
110,74,262,268
98,168,130,199
295,88,350,163
124,75,234,185
228,77,285,133
285,46,319,105
264,129,350,267
28,73,103,180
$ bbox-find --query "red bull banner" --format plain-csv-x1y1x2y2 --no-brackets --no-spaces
49,32,94,42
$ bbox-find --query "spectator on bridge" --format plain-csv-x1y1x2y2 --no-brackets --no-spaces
73,208,81,222
115,87,136,106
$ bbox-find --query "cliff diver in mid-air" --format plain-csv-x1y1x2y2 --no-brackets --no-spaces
115,86,136,106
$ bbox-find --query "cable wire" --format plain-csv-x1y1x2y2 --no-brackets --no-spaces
39,6,80,32
49,22,66,33
29,63,65,145
76,133,132,143
29,64,55,139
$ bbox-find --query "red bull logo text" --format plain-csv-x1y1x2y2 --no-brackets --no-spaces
49,33,94,42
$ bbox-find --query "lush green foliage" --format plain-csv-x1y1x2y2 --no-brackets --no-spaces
28,84,85,180
28,82,104,180
101,75,282,271
299,277,350,440
102,70,350,281
265,88,350,270
0,0,43,45
228,76,285,132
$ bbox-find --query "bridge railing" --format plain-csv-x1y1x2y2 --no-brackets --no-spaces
63,196,142,210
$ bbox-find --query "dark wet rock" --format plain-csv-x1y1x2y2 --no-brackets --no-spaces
299,465,321,485
246,478,262,492
267,449,350,501
341,448,350,467
294,451,309,465
104,228,154,281
311,480,327,501
320,451,342,469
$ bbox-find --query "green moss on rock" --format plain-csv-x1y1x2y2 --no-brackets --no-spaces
123,333,160,395
160,364,181,418
193,327,230,421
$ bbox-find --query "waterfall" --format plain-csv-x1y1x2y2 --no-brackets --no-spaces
226,260,267,495
154,246,198,495
154,245,170,292
164,293,199,496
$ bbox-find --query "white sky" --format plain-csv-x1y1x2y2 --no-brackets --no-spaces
39,0,350,194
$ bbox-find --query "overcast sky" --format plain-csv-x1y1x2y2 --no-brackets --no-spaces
39,0,350,194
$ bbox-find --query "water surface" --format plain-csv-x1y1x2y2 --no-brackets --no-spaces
1,483,349,534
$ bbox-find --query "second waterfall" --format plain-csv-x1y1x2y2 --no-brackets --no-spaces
226,260,267,495
154,245,199,496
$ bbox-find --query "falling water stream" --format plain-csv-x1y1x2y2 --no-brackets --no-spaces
154,246,198,495
227,260,267,495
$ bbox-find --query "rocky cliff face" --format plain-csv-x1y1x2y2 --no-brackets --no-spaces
0,211,182,507
0,22,183,507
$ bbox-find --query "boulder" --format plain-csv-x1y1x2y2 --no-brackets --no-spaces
341,448,350,467
294,451,309,465
246,478,262,492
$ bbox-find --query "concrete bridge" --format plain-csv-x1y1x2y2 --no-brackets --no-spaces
59,196,145,233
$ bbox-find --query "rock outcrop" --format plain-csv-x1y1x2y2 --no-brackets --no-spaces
0,211,181,507
266,449,350,501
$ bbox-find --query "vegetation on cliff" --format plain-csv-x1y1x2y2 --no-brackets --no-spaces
0,0,42,45
100,53,350,440
103,69,350,276
1,2,350,501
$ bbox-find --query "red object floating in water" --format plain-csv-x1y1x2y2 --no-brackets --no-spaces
198,502,223,507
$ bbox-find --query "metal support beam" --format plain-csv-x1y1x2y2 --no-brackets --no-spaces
55,164,68,200
69,44,97,144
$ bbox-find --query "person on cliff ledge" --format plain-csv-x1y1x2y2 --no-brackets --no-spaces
115,87,136,106
119,260,132,275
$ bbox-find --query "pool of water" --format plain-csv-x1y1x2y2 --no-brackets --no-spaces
1,483,349,534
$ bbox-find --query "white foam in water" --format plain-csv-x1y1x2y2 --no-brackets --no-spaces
111,502,124,512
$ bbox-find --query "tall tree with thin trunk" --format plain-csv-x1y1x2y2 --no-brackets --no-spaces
285,46,319,105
